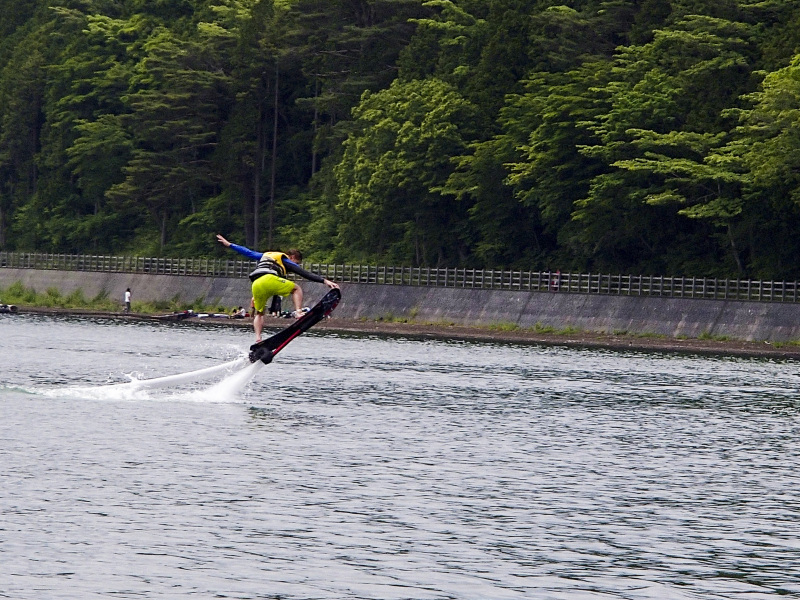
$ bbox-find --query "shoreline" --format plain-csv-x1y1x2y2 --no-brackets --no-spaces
15,305,800,360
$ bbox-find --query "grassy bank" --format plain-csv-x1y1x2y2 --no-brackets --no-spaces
0,281,227,315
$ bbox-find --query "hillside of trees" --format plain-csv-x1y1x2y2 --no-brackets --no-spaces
1,0,800,278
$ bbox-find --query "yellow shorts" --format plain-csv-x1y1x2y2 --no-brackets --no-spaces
251,274,295,312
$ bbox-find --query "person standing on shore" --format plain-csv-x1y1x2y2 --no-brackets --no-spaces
268,295,282,317
215,234,339,342
124,288,132,313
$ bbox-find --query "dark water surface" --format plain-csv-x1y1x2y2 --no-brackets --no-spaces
1,313,799,599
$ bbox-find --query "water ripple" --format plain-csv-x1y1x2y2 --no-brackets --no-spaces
1,314,799,598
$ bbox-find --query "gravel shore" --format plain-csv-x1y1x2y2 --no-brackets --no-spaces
17,305,800,360
313,319,800,359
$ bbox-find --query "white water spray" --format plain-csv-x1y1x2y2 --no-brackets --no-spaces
113,357,250,391
50,354,265,402
187,360,265,402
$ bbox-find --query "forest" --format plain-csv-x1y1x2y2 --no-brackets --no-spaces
1,0,800,278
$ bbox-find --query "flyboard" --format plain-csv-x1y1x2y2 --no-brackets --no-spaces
249,288,341,364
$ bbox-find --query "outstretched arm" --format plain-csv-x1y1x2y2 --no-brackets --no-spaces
284,259,340,289
216,234,262,261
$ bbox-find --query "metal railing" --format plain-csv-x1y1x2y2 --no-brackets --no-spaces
1,251,798,303
0,253,250,278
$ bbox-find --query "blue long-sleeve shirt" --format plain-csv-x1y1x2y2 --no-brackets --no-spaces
229,243,262,261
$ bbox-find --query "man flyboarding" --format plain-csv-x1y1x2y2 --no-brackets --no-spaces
216,234,339,343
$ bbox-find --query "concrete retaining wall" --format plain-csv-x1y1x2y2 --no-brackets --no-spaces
2,268,799,342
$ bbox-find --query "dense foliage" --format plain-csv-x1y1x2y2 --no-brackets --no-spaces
1,0,800,278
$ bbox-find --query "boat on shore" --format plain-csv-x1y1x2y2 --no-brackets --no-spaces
0,303,19,314
149,310,194,322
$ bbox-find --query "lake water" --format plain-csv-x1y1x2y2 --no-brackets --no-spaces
1,313,799,599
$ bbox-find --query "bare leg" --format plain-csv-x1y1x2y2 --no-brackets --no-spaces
290,284,303,312
253,310,265,342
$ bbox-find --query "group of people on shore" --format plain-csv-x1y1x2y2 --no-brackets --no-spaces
226,301,290,319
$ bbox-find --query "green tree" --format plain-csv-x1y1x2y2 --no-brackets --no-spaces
0,33,47,249
64,115,134,250
107,28,230,253
498,61,612,270
335,77,477,265
284,0,433,258
194,0,279,250
575,15,756,274
715,55,800,278
34,9,141,252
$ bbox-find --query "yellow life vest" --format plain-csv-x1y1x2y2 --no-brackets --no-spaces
248,251,288,282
